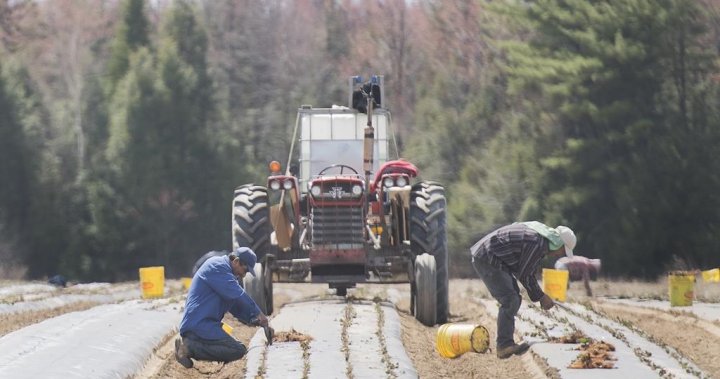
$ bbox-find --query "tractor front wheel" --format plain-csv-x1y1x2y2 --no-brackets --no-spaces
414,253,437,326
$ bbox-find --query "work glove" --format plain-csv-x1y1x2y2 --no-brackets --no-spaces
249,312,268,327
250,313,273,345
540,294,555,310
264,325,274,346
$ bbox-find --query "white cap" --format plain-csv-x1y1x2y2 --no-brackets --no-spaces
556,226,576,257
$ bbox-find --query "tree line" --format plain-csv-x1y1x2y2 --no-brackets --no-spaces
0,0,718,281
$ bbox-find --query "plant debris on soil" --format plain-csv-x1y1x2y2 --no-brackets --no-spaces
568,341,617,369
549,330,592,344
550,331,617,369
273,329,313,343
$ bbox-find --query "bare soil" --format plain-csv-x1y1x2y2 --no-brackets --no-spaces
398,288,536,379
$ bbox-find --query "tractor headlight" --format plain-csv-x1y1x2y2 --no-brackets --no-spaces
270,180,281,190
396,176,408,187
352,184,363,196
283,180,293,190
310,185,321,197
383,177,394,188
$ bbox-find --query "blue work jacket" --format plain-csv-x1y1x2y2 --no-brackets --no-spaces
179,255,261,340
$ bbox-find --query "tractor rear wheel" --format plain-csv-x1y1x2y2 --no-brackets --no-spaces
232,185,272,258
243,262,272,315
192,250,228,276
410,181,449,324
263,258,274,315
233,184,273,314
414,253,437,326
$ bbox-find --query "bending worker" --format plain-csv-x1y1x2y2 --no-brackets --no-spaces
470,221,576,359
555,255,601,296
175,247,273,369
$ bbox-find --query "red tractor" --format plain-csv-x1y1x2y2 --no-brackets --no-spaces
233,76,448,325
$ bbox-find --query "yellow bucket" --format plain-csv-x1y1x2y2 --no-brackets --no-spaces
436,323,490,359
139,266,165,299
542,268,569,302
669,272,695,306
222,322,233,335
702,268,720,283
181,277,193,290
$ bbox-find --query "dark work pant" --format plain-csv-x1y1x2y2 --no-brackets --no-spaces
472,257,522,349
182,331,247,363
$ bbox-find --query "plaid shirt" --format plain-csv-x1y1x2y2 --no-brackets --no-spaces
470,223,548,302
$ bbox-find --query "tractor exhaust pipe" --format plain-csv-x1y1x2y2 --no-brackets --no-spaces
363,94,374,184
358,75,382,184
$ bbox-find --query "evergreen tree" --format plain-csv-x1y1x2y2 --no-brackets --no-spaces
83,0,152,280
99,2,232,279
153,1,231,272
0,63,32,254
0,59,75,279
107,0,150,93
495,0,720,277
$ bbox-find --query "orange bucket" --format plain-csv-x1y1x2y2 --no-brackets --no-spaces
436,323,490,358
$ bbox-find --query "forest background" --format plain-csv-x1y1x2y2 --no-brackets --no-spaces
1,0,719,281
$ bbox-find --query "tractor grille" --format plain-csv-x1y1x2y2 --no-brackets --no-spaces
311,206,365,245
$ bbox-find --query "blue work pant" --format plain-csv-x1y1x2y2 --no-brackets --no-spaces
472,257,522,349
182,331,247,363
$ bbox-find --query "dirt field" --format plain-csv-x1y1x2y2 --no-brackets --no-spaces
2,278,720,378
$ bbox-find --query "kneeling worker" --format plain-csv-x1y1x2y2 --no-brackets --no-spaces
175,247,273,368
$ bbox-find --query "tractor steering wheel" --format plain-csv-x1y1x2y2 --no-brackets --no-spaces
318,164,359,176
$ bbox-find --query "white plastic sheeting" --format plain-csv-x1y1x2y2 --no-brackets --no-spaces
0,300,182,379
379,301,418,378
245,300,416,379
0,282,141,315
0,283,58,299
0,290,140,315
604,298,720,322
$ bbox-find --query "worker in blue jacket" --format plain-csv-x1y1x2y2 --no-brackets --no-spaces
175,247,272,368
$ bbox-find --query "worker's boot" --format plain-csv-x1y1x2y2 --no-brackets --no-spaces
496,342,530,359
175,337,194,368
